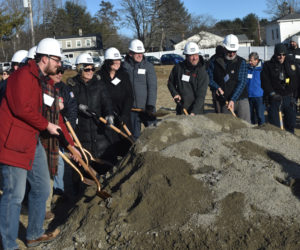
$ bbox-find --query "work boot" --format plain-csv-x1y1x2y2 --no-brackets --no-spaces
27,228,60,247
45,211,55,222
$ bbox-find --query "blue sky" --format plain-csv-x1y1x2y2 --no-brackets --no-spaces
85,0,269,36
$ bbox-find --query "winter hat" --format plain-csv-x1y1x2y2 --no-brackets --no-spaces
274,43,287,55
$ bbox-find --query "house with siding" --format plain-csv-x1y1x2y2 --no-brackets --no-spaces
56,31,103,64
265,12,300,45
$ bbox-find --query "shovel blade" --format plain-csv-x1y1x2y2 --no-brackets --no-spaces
97,190,112,199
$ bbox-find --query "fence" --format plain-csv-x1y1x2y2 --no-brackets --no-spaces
145,46,275,61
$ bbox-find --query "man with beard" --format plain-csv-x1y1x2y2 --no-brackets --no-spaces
261,43,299,133
208,34,250,122
0,38,75,249
167,41,209,115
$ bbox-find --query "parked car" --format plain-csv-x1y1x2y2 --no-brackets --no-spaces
0,62,11,73
93,56,104,68
62,60,73,70
145,56,161,65
160,54,184,65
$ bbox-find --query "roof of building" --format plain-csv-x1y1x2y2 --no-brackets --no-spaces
236,34,254,42
56,33,101,40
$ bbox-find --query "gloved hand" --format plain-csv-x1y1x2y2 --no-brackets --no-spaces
145,105,155,114
105,115,114,126
270,92,282,102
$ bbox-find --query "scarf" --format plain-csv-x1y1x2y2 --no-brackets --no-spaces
39,69,60,177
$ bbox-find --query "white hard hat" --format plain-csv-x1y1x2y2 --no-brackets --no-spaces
11,50,28,63
75,53,94,65
223,34,239,51
183,42,200,55
129,39,145,53
36,38,62,58
104,47,122,60
27,46,37,59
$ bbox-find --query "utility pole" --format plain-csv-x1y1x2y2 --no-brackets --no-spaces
257,18,261,46
24,0,35,46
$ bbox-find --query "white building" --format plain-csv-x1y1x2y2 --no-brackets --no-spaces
265,13,300,45
174,31,224,50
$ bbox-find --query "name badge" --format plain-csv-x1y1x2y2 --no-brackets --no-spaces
224,74,230,82
181,74,190,82
138,69,146,74
295,55,300,59
247,74,253,79
43,93,54,107
111,77,121,85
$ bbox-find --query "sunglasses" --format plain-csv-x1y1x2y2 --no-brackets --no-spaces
226,50,237,54
83,67,96,72
56,69,64,74
277,53,286,57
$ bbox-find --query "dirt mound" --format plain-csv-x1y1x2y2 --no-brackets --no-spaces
44,113,300,249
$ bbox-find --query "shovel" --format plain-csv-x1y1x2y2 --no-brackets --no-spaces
59,150,95,186
75,143,114,167
57,130,111,199
113,111,135,142
218,94,237,117
174,97,189,115
79,104,134,144
131,108,171,117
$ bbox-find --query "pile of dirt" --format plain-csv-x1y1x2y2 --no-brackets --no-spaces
41,114,300,249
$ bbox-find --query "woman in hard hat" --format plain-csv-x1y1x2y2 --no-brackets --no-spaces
67,53,114,177
97,47,134,162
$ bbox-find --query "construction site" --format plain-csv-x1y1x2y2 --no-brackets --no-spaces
0,65,298,249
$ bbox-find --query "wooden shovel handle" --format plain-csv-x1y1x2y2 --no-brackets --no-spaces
99,117,134,144
183,108,189,115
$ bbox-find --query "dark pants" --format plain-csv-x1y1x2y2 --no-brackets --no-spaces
268,95,296,133
130,111,157,140
249,97,265,125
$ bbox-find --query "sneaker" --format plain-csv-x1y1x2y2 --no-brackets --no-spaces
27,228,60,247
45,211,55,222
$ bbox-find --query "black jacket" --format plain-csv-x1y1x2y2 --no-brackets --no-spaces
54,81,77,128
68,74,113,157
167,59,209,114
0,79,7,105
261,56,299,97
98,67,133,128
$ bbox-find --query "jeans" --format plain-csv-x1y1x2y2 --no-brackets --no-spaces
130,111,157,140
221,98,251,123
0,140,50,250
268,95,296,133
53,153,64,192
249,97,265,125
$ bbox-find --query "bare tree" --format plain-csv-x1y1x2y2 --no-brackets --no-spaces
265,0,300,19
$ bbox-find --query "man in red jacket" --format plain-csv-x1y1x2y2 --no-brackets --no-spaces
0,38,75,249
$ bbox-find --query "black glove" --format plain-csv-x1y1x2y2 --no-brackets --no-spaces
105,115,114,126
145,105,155,113
270,92,282,102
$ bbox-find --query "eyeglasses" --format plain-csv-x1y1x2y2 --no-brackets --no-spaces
48,56,61,63
83,67,96,72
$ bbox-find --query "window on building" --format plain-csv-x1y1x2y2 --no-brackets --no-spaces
276,28,279,39
85,39,91,47
272,30,274,40
76,40,82,48
66,41,72,48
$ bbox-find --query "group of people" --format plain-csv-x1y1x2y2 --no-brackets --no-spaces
1,32,300,249
0,37,157,249
168,34,300,133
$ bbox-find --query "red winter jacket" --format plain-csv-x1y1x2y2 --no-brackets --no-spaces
0,60,73,170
